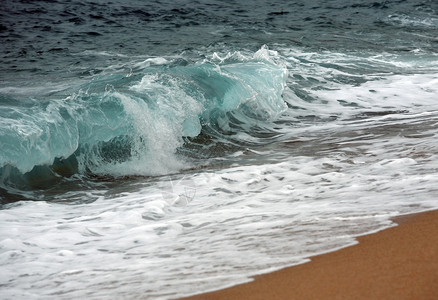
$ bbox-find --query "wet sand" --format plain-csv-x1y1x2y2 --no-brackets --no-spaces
181,209,438,300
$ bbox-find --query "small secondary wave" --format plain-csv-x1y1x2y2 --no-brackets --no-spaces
0,46,287,191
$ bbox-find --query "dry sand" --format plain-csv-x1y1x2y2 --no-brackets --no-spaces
181,209,438,300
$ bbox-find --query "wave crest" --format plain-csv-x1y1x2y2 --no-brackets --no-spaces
0,47,287,189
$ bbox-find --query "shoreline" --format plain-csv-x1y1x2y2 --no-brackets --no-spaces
181,209,438,300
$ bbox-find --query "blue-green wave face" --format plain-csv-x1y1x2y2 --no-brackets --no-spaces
0,47,287,188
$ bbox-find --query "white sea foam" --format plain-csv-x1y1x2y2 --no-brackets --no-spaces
386,14,438,28
1,112,438,298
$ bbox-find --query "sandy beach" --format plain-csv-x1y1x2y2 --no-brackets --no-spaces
182,209,438,300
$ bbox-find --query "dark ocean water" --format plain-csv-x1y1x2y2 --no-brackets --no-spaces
2,0,437,83
1,0,438,298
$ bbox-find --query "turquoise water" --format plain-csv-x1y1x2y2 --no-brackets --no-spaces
1,1,438,298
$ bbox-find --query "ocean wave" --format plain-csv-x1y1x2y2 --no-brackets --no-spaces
0,46,287,189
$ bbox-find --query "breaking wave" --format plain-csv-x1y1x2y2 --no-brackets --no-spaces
0,46,287,190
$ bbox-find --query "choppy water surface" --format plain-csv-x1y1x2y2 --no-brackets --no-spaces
1,0,438,298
